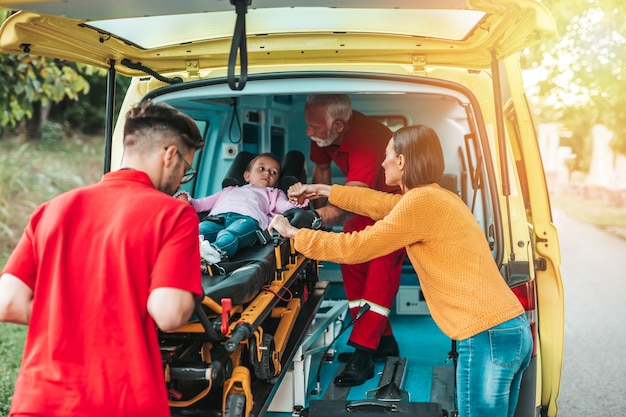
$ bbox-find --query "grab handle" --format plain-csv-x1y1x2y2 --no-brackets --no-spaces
346,400,398,413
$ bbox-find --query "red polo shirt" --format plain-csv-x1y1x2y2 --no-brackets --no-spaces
3,169,202,417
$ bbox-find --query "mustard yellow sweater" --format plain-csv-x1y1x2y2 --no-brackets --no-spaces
294,184,523,340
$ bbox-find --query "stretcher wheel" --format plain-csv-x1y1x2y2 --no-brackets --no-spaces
224,392,246,417
250,333,276,380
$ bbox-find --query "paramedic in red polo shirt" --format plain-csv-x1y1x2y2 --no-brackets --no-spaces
285,94,405,387
0,100,205,417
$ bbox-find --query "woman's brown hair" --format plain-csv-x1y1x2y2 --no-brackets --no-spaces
393,125,444,190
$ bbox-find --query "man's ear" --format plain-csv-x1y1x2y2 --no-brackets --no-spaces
334,120,346,134
163,146,177,168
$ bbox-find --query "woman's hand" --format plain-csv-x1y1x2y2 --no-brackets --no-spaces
287,182,316,205
287,182,331,205
268,214,299,239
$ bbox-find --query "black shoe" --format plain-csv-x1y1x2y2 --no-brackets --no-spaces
337,335,400,363
334,349,375,387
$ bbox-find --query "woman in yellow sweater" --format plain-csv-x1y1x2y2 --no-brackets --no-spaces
269,124,532,417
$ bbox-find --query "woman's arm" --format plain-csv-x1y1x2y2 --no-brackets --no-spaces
286,183,400,225
273,188,308,214
287,183,332,205
291,191,431,264
328,185,402,221
285,183,352,227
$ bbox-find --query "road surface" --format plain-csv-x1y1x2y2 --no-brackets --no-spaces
553,209,626,416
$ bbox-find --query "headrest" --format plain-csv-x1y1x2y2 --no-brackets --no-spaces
279,150,307,192
221,150,307,194
221,151,254,188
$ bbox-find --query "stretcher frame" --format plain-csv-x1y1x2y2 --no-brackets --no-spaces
162,227,326,417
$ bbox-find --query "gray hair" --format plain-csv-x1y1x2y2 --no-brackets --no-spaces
305,94,353,125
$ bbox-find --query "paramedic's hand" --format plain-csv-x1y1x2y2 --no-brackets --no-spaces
269,215,299,239
283,208,321,230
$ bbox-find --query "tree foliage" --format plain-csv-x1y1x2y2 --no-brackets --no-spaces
0,9,92,135
523,0,626,162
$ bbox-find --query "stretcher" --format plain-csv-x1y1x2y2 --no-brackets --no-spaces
160,151,327,417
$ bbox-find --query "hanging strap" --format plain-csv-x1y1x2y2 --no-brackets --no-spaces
228,0,250,91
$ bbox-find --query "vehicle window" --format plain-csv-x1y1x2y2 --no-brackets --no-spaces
371,115,407,132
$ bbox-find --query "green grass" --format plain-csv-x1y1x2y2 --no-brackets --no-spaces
0,133,103,415
0,134,104,267
0,324,26,415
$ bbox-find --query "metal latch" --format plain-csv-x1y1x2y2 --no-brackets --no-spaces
412,55,426,73
534,258,547,272
186,60,200,78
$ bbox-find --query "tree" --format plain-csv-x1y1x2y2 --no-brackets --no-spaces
48,70,131,135
0,9,91,139
522,0,626,164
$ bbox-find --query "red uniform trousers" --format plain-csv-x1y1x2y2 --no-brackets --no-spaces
342,214,405,351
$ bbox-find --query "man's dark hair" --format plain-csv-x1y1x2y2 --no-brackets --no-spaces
123,100,205,152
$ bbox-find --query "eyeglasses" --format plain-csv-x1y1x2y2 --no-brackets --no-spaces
165,147,196,183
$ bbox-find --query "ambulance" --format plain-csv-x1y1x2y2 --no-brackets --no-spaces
0,1,564,416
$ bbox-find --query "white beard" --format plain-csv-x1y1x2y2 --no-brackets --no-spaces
310,126,339,147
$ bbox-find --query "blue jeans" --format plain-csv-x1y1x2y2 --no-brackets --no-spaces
199,213,259,259
456,314,532,417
